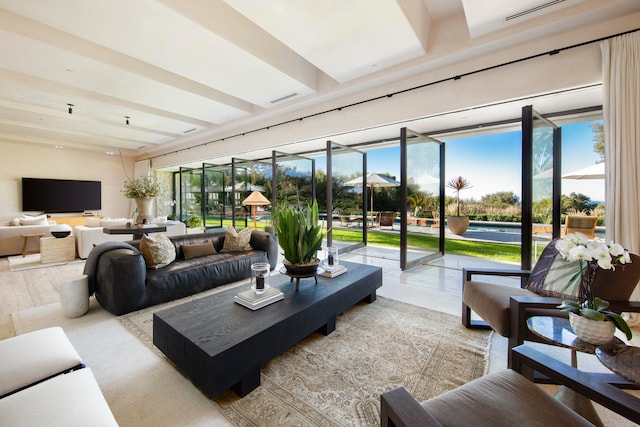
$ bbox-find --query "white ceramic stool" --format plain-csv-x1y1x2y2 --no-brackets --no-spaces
60,274,89,318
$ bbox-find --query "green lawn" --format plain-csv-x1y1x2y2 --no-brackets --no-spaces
206,219,523,263
332,229,522,263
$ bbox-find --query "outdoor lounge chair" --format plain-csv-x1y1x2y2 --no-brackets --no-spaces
338,215,357,227
564,215,598,239
461,238,640,366
376,211,396,230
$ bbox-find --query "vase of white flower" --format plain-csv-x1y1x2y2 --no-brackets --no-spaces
556,233,633,344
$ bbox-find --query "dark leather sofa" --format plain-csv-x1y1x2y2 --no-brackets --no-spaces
84,230,278,315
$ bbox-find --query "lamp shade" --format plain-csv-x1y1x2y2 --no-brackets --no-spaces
242,191,271,206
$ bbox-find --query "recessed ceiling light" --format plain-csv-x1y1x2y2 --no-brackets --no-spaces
54,145,64,149
106,151,115,155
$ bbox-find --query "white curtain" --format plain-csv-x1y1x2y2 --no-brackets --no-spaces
602,31,640,322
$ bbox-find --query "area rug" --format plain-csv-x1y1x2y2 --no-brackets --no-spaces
120,296,491,426
7,253,84,272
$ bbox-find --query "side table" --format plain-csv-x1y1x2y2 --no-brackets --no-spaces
40,236,75,264
527,316,630,427
21,233,46,257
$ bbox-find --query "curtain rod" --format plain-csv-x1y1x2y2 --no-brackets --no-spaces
151,27,640,161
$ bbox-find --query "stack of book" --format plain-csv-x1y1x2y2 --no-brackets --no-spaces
234,286,284,310
319,264,347,278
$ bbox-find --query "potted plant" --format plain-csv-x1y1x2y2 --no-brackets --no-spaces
186,215,203,234
274,200,323,276
122,175,162,224
446,176,472,235
556,233,633,344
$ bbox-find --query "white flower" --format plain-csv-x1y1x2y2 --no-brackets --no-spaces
609,242,625,257
568,245,589,261
597,258,613,270
592,246,612,267
622,251,632,264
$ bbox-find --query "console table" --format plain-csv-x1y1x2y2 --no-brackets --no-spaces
102,224,166,240
153,261,382,398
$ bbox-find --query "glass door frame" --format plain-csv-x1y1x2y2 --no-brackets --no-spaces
400,127,445,270
326,140,367,252
522,105,561,270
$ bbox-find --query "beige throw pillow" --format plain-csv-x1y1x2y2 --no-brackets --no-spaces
220,226,252,252
140,234,176,269
182,241,217,259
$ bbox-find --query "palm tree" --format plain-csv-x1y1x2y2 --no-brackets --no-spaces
446,176,472,216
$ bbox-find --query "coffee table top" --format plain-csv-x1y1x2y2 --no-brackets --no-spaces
154,261,381,355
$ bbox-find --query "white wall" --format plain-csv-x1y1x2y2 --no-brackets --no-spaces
0,141,134,221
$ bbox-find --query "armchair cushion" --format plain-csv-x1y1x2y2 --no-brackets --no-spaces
463,281,537,336
419,370,592,427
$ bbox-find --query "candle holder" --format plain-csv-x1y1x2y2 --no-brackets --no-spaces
251,262,270,294
324,246,339,271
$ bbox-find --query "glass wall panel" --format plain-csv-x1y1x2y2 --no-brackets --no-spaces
402,128,445,269
178,166,203,224
203,163,225,229
231,158,272,230
327,142,365,252
273,153,315,208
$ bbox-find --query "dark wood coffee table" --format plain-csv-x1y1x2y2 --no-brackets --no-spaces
153,261,382,398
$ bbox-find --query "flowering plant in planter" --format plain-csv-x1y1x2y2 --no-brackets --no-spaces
556,233,633,340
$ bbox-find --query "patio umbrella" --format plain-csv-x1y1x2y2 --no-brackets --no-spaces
344,172,400,224
562,163,605,180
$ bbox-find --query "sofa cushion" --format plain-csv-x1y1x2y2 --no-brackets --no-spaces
19,215,48,226
140,234,176,269
9,217,21,226
220,226,252,252
182,241,217,259
100,218,129,227
86,217,101,227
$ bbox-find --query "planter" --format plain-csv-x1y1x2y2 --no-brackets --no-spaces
447,216,469,235
569,312,616,345
283,260,320,276
134,198,154,225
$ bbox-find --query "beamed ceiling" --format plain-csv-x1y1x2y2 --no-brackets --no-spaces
1,0,639,161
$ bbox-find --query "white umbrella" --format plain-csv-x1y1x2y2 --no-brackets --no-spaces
344,172,400,223
562,163,605,180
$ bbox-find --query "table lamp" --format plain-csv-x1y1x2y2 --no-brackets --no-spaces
242,191,271,230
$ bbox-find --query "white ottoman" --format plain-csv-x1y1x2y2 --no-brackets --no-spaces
60,274,89,318
0,327,83,398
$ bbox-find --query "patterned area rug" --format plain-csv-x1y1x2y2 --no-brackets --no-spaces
120,294,490,426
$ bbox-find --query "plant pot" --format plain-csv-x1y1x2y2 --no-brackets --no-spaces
447,216,469,235
569,312,616,345
135,198,154,225
283,260,320,276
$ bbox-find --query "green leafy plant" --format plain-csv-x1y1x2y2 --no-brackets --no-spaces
122,175,162,199
446,176,472,216
274,200,323,265
188,215,203,229
556,233,633,340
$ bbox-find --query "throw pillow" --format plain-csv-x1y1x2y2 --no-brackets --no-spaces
526,239,581,299
220,226,252,253
9,218,21,226
19,215,48,226
182,241,217,259
140,234,176,269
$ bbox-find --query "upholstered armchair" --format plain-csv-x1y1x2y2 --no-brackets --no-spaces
462,238,640,366
380,369,593,427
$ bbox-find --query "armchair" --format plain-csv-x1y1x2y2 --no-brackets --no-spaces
564,215,598,238
462,238,640,366
380,369,593,427
376,211,396,230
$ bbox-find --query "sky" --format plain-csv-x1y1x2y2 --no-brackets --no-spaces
363,119,604,203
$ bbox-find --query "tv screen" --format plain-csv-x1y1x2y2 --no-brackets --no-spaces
22,178,101,213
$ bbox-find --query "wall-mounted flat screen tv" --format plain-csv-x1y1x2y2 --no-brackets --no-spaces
22,178,101,213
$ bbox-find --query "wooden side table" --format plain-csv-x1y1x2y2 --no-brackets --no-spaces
21,233,46,257
40,236,75,264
